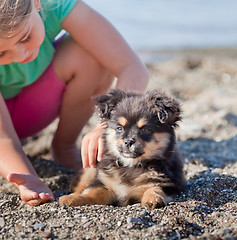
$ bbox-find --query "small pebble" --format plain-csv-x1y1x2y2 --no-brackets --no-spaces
50,208,58,213
41,231,52,239
83,221,92,228
15,223,24,231
127,217,144,224
0,217,5,228
117,221,122,227
33,223,46,230
140,211,149,217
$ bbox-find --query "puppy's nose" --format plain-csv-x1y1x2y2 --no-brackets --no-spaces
124,139,135,148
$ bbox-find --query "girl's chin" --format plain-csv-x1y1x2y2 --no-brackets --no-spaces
21,49,39,64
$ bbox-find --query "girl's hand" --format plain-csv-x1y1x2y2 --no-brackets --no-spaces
7,173,54,206
81,123,105,168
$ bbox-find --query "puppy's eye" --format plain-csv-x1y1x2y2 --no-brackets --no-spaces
140,127,152,136
116,126,124,132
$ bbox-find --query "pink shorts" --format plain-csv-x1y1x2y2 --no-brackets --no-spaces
5,39,66,139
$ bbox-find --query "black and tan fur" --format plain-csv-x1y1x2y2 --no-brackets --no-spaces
59,89,185,208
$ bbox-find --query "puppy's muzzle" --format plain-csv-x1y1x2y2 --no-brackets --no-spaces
121,138,144,158
124,138,135,148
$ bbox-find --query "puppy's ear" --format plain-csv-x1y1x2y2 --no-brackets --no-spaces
93,89,127,120
146,90,181,127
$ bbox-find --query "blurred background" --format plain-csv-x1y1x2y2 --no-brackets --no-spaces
85,0,237,61
83,0,237,143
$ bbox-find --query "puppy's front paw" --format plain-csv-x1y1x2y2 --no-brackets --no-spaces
141,194,164,209
59,194,82,207
141,188,168,209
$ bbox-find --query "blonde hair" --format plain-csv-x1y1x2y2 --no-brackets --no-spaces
0,0,33,38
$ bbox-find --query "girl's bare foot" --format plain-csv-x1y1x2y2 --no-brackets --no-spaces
7,173,54,206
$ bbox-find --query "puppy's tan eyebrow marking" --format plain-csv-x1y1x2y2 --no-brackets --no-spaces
137,118,148,128
118,117,127,127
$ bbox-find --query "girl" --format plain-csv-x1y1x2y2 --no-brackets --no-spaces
0,0,148,206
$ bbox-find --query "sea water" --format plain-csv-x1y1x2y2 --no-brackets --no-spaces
85,0,237,51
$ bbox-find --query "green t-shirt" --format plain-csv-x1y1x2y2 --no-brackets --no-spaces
0,0,77,99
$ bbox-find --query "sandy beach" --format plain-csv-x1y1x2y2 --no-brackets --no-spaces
0,48,237,239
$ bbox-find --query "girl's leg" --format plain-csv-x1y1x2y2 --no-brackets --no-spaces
5,60,66,140
52,35,113,169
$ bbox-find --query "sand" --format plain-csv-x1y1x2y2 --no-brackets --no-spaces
0,49,237,239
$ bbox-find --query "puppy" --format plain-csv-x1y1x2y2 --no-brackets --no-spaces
59,89,185,208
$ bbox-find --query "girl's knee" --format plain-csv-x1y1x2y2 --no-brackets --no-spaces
93,71,114,96
54,35,114,92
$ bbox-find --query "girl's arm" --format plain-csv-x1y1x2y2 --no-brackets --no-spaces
0,93,37,177
61,0,149,92
0,94,54,205
61,0,149,168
